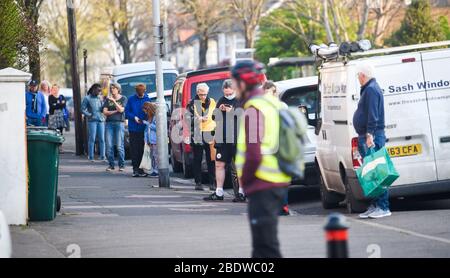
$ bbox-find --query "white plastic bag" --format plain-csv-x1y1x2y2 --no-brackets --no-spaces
139,144,152,172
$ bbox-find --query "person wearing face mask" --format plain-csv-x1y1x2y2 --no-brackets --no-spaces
81,83,106,162
204,79,245,202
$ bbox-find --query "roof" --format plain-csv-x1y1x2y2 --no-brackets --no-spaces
184,67,230,78
111,61,177,77
274,76,318,93
268,57,316,68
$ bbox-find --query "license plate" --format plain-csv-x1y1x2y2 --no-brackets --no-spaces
387,144,422,157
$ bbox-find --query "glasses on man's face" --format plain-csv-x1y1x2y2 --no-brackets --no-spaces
198,93,207,97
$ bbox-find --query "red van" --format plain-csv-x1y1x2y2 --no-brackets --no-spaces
169,67,231,178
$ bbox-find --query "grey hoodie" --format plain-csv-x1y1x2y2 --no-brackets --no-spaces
81,95,105,122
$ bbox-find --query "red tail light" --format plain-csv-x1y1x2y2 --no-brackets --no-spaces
351,137,363,169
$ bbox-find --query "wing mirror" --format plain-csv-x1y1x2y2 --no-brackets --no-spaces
298,105,317,127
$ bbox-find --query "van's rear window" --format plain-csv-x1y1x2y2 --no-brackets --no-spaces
190,79,228,102
118,73,177,98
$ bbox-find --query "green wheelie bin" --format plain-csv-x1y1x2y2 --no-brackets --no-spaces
27,128,64,221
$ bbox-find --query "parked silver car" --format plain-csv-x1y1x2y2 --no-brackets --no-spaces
275,76,319,185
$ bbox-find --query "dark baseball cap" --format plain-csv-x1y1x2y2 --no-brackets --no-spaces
28,80,38,86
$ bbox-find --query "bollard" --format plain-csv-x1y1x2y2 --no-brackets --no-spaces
324,213,349,258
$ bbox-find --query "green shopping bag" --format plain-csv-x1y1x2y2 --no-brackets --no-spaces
356,147,400,199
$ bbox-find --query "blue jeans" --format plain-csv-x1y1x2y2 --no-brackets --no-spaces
26,118,43,126
88,121,105,160
358,130,390,211
105,122,125,168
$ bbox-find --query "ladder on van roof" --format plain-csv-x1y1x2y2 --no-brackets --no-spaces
351,40,450,58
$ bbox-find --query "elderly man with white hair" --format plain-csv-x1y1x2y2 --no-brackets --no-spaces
353,62,391,219
188,82,217,191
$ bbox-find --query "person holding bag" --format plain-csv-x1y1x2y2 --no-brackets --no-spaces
48,84,67,135
353,63,391,219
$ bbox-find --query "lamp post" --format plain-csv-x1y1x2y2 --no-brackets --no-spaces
153,0,170,188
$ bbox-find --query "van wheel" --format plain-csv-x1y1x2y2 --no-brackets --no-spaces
171,150,183,173
182,152,193,179
319,170,343,209
345,182,369,213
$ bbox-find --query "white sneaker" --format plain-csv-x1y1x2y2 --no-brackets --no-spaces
368,208,392,219
359,205,377,219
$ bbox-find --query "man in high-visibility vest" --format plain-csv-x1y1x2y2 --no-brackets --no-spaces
232,61,291,258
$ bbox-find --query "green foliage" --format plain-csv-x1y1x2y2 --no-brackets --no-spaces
255,8,325,81
438,16,450,40
386,0,445,46
0,0,26,69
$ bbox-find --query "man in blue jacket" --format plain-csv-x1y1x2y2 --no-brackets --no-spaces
125,83,151,177
25,80,47,126
353,63,390,219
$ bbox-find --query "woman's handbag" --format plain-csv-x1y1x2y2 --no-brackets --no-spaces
139,144,152,172
356,147,400,199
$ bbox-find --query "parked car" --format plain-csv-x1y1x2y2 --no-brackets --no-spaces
169,67,230,178
312,42,450,213
275,76,319,186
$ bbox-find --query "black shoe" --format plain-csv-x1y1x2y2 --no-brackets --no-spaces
232,193,247,203
132,172,139,177
195,184,204,191
138,170,148,177
106,166,115,172
203,193,224,201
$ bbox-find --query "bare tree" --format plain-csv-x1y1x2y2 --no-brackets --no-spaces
177,0,227,69
40,0,108,87
370,0,405,46
230,0,266,48
93,0,152,64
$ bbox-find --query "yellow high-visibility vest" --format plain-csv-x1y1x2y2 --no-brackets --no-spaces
235,94,291,184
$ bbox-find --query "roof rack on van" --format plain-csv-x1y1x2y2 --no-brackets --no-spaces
350,40,450,58
185,67,230,78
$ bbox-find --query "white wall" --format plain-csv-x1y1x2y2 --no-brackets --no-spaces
0,68,31,225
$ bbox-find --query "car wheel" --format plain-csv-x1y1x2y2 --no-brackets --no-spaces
319,169,344,209
182,152,193,179
171,150,183,173
344,178,369,213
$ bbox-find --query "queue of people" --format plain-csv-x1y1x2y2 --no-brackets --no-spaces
25,80,70,130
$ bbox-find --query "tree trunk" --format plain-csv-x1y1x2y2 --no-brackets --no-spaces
245,24,255,49
122,43,132,64
322,0,334,43
28,43,41,81
357,0,370,40
199,34,208,69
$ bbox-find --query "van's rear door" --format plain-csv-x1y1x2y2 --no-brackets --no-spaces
421,49,450,180
373,53,437,185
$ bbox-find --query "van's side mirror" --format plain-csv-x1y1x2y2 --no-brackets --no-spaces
298,105,317,127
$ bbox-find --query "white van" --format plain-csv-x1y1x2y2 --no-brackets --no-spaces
104,61,178,102
311,42,450,213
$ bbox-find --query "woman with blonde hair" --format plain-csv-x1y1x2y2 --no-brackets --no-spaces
48,84,66,135
40,80,52,125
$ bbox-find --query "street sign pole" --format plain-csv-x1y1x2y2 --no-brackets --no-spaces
153,0,170,188
66,0,84,156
